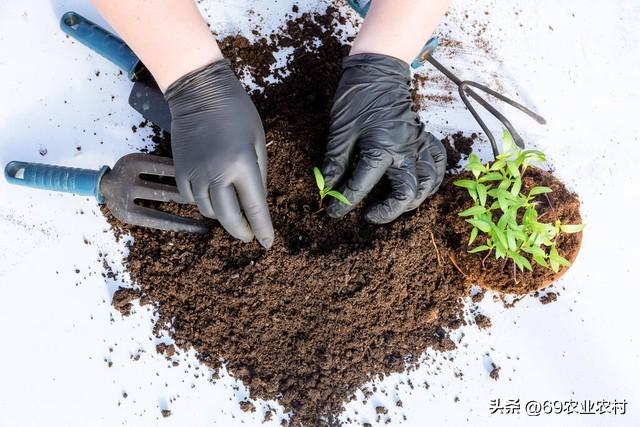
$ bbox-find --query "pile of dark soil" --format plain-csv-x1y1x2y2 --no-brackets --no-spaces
106,7,582,426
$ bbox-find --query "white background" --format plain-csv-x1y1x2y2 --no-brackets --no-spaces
1,0,639,426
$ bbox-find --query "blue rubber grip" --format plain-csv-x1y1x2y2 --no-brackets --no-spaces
348,0,371,16
346,0,439,69
4,161,110,204
60,11,143,81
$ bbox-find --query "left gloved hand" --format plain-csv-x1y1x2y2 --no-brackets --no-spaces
165,60,273,247
322,53,446,224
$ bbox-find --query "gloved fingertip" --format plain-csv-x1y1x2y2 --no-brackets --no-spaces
365,196,410,224
238,235,253,244
364,211,381,224
259,237,274,249
364,208,390,225
228,223,254,244
325,200,349,218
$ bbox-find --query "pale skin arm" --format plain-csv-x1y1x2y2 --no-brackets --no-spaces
92,0,223,92
92,0,449,90
351,0,451,64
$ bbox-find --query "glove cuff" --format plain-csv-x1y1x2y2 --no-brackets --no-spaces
342,53,411,78
164,59,233,104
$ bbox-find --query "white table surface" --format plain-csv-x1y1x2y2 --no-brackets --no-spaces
1,0,639,426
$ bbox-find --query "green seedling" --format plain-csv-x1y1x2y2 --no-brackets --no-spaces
454,130,584,277
312,167,351,208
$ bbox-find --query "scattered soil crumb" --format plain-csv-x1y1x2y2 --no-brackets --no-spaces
111,288,141,316
474,314,492,330
539,292,558,304
490,363,501,380
451,131,476,157
471,290,485,303
156,343,176,357
161,409,171,418
239,400,256,413
443,136,461,170
375,406,388,415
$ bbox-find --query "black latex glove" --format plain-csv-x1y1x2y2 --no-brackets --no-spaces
322,53,447,224
165,60,274,248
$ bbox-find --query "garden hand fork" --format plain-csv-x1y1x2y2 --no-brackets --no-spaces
4,154,209,233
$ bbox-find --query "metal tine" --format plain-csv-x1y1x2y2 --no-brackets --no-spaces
424,55,546,160
122,204,209,234
458,81,524,158
132,180,188,204
113,153,192,204
114,153,176,177
461,80,547,125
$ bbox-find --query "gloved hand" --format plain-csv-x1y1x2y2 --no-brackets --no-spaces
322,53,447,224
165,60,274,248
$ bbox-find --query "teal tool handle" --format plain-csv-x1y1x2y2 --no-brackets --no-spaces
60,11,143,81
4,161,110,204
346,0,439,69
347,0,372,15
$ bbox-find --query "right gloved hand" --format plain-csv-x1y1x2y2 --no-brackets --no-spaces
165,60,274,248
322,54,446,224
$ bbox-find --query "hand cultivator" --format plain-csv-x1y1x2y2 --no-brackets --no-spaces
4,154,208,233
348,0,547,159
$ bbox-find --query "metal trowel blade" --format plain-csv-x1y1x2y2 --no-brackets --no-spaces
128,79,172,132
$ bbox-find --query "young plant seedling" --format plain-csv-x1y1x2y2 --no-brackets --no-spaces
454,130,584,277
312,167,351,208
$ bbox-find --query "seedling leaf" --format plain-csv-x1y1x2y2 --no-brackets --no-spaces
560,224,585,233
454,179,476,190
477,183,488,207
459,206,486,217
549,245,571,273
521,244,546,258
502,129,515,154
533,255,549,268
510,251,532,272
469,245,491,253
467,218,492,233
506,229,518,251
478,172,503,182
468,227,479,246
326,190,352,206
491,223,509,250
511,176,522,196
312,167,325,191
528,186,553,197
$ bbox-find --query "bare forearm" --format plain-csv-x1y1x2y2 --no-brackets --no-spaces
351,0,451,64
92,0,223,91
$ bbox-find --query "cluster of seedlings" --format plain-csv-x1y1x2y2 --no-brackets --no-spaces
454,130,584,274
